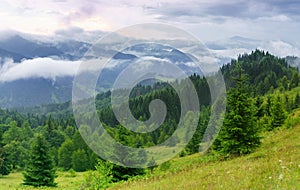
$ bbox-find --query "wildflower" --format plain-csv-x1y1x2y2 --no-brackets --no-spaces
279,160,283,163
269,176,272,179
278,174,283,180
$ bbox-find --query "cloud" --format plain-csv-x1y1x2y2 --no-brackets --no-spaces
0,57,81,82
259,40,300,57
149,0,300,20
207,34,300,59
0,0,300,57
54,26,104,43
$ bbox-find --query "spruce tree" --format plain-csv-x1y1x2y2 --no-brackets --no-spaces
58,139,75,170
269,95,287,130
23,134,56,187
71,149,89,172
214,64,261,156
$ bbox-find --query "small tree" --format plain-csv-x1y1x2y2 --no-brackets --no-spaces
214,64,261,156
23,134,56,187
71,149,89,172
58,139,75,170
269,95,287,130
84,160,113,189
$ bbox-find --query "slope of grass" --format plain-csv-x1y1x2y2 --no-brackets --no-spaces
1,111,300,190
111,116,300,190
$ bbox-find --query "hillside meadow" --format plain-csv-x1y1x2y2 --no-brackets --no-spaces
1,110,300,189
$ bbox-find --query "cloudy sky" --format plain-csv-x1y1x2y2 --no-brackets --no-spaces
0,0,299,44
0,0,300,83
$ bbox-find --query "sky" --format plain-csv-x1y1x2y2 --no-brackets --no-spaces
1,0,300,82
0,0,299,44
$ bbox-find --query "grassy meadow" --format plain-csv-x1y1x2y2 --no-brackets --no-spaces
111,118,300,189
1,111,300,190
0,171,86,190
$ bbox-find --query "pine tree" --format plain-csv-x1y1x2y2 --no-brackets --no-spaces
71,149,89,172
58,139,75,170
269,95,287,130
23,134,56,187
213,64,261,156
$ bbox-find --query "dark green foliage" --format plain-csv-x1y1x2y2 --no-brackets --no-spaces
269,96,287,130
221,49,298,95
4,141,27,169
44,117,65,148
0,49,299,185
183,106,210,155
0,152,11,176
58,139,75,170
293,93,300,109
71,149,89,172
0,124,11,176
2,121,31,170
23,134,56,187
107,136,147,182
214,64,261,156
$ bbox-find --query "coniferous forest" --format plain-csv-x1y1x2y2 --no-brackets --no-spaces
1,49,300,189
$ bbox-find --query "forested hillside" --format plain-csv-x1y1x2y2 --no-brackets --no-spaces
1,50,300,189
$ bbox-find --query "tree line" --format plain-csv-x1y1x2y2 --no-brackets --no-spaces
0,49,300,187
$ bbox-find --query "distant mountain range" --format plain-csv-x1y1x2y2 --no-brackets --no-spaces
0,35,214,108
0,35,91,62
0,34,299,108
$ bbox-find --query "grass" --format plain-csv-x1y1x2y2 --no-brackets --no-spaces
0,171,87,190
2,111,300,190
111,119,300,189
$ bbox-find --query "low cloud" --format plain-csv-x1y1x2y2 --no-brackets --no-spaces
259,40,300,57
0,57,81,82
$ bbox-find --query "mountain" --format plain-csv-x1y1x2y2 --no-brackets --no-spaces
0,36,209,108
0,47,28,63
0,35,93,61
0,77,73,108
0,33,298,108
0,35,63,59
17,49,300,116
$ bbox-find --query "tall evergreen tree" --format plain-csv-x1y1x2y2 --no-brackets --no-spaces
23,134,56,187
214,64,261,156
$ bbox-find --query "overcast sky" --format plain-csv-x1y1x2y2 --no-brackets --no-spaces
0,0,299,44
0,0,300,82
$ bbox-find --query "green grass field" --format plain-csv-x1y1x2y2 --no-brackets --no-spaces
1,112,300,190
0,171,87,190
110,120,300,189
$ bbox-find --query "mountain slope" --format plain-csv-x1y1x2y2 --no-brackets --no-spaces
111,112,300,189
0,35,63,59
